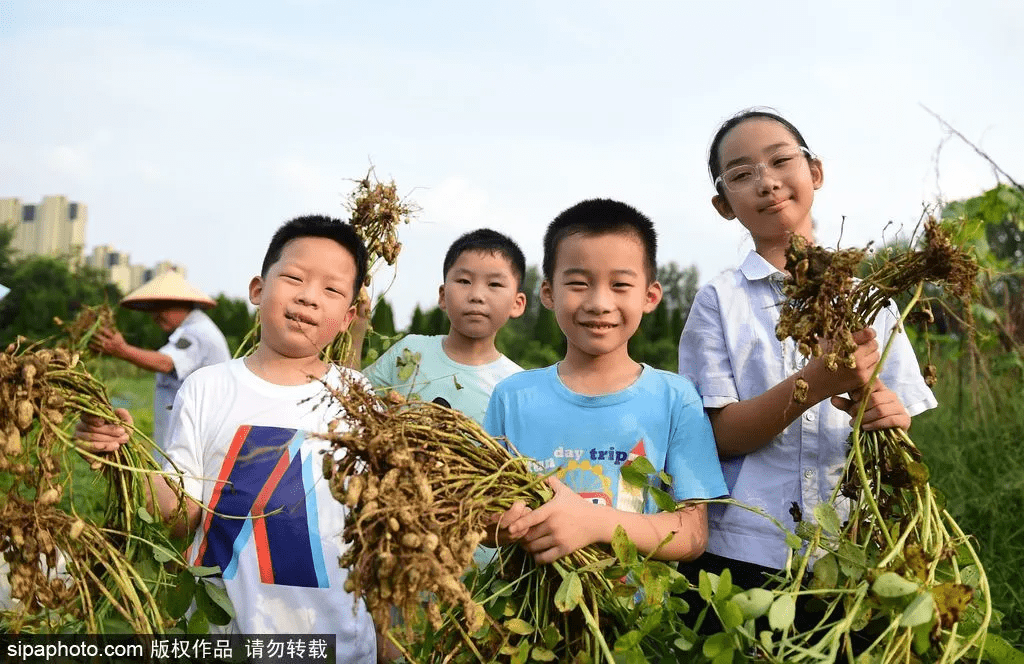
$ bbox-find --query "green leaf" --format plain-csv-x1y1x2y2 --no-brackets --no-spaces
732,588,773,620
189,565,222,578
619,463,648,489
813,503,841,536
150,543,177,563
649,486,677,513
980,632,1024,664
812,553,839,587
611,526,638,566
166,569,197,620
873,572,918,598
615,629,643,650
768,594,796,631
629,456,656,476
554,571,583,612
702,632,733,659
785,532,804,549
203,581,235,619
713,651,735,664
136,506,154,524
900,592,935,627
698,570,714,601
195,581,232,626
542,624,561,649
721,599,745,630
186,610,209,635
673,634,696,652
504,618,534,635
714,567,733,600
576,556,616,574
510,640,529,664
611,649,646,664
530,646,556,662
837,540,867,581
657,470,672,485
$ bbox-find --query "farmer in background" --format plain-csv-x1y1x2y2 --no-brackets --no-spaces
90,270,231,449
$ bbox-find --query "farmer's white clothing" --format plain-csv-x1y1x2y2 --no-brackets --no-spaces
364,334,521,425
154,309,230,449
164,358,375,663
484,364,727,513
678,250,937,570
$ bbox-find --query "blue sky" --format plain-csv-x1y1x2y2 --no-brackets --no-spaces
3,1,1022,325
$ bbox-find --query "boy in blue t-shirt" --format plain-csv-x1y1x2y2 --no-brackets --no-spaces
485,199,727,564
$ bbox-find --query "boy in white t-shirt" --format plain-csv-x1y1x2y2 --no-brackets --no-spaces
77,215,379,662
362,229,527,425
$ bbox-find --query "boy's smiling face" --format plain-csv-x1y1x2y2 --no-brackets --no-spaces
439,250,526,343
541,231,661,363
249,236,357,360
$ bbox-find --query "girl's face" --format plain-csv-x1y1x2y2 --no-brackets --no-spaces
711,117,823,252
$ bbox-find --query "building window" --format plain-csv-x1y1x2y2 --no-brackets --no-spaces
22,205,36,221
69,203,79,219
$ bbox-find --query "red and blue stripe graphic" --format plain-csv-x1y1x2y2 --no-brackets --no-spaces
192,425,329,588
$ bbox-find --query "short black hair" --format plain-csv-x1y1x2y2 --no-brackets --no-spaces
708,107,814,197
442,228,526,290
542,199,657,282
260,215,368,304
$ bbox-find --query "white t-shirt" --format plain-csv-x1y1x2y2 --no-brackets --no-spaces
363,334,522,425
154,309,231,448
164,359,376,662
678,250,937,570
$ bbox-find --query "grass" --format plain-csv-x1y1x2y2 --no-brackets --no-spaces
911,346,1024,649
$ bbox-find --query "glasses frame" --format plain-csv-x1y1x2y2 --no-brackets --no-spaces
714,146,816,193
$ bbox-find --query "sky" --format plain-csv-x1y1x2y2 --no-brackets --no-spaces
2,1,1023,327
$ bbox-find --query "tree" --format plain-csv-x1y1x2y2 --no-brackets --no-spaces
205,294,256,354
0,255,113,346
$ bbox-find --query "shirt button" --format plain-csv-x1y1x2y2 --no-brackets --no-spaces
804,469,815,479
804,411,816,422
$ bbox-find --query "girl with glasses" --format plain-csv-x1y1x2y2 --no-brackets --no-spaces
676,109,937,594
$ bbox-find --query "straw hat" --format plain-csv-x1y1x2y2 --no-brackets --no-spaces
120,271,216,311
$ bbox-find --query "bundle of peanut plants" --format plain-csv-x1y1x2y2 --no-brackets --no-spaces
718,218,995,663
1,306,231,634
320,382,704,664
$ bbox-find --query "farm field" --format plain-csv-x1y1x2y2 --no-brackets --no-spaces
65,350,1024,652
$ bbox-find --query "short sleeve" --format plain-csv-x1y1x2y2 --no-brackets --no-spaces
160,332,207,382
362,342,400,391
678,285,740,409
665,385,728,501
482,388,505,440
161,378,205,500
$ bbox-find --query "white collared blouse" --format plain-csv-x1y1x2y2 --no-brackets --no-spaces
678,250,937,569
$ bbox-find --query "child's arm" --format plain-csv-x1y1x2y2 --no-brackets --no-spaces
75,411,202,537
504,476,707,565
710,327,882,457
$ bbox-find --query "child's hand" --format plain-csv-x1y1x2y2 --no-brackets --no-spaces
349,287,372,338
831,379,911,431
485,501,532,547
507,476,598,564
806,328,880,400
75,408,133,454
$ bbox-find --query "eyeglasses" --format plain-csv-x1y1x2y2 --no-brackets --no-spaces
714,146,815,193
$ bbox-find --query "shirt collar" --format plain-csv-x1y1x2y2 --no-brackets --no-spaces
738,249,785,283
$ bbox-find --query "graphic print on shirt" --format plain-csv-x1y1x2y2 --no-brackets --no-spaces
191,425,329,588
555,439,648,510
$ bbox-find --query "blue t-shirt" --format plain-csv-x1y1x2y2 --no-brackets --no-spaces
484,364,727,513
